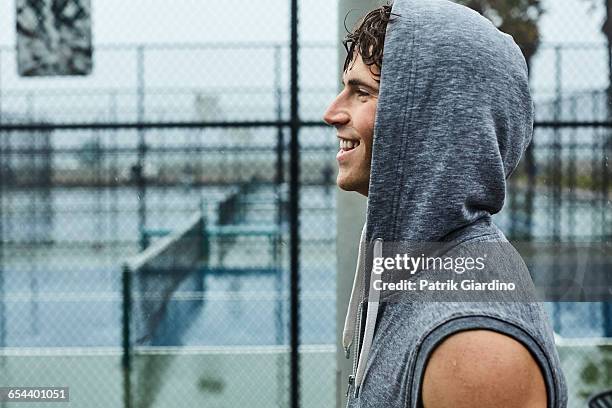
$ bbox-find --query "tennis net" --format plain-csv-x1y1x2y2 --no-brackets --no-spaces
123,212,206,347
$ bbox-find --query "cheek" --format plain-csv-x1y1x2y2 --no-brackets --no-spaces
364,102,377,129
360,105,376,153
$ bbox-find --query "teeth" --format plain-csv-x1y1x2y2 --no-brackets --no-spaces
340,139,360,150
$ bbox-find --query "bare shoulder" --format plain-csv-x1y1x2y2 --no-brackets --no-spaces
421,329,547,408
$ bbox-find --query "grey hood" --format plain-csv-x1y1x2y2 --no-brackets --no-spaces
367,0,533,244
343,0,535,396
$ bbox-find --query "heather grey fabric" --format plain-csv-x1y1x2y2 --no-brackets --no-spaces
341,0,568,407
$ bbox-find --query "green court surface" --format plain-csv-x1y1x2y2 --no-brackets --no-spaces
0,346,334,408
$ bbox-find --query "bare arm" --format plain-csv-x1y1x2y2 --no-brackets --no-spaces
421,329,548,408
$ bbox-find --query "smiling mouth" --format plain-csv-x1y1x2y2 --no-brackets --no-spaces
339,139,360,152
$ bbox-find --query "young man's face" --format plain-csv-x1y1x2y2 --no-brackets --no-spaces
323,53,380,197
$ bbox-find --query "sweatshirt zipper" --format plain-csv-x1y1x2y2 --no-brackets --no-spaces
346,237,383,405
345,301,362,407
346,248,368,405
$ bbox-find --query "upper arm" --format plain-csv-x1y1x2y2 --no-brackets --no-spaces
421,329,547,408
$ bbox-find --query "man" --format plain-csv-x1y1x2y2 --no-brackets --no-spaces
323,1,568,407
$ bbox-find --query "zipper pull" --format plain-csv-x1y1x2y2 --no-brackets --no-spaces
344,344,351,359
345,375,355,397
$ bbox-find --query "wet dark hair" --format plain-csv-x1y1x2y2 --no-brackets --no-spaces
342,4,396,82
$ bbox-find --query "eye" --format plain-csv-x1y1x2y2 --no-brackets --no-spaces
356,89,370,100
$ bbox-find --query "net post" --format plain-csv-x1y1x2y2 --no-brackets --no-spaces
121,263,133,408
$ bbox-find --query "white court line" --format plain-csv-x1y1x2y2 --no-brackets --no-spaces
0,344,335,357
1,291,335,302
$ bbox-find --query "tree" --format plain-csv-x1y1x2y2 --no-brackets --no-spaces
454,0,544,69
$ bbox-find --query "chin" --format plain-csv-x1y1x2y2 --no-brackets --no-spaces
336,181,353,192
337,174,367,195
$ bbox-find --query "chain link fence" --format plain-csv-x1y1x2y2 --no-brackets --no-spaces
519,1,612,406
0,0,611,407
0,0,338,403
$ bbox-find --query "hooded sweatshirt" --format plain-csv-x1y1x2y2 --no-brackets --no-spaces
341,0,568,407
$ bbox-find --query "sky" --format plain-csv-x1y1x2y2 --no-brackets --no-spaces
0,0,607,122
0,0,603,45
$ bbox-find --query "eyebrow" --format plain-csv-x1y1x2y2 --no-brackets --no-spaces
344,78,379,94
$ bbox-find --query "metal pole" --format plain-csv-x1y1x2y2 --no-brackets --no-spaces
604,0,611,239
289,0,300,406
136,46,148,250
551,45,562,332
121,265,133,408
110,92,119,247
275,45,284,187
0,123,5,408
603,0,612,338
0,49,3,124
273,43,286,408
568,98,577,237
607,0,612,123
553,45,562,242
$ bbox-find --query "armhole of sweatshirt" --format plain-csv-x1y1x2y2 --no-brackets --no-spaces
408,315,558,408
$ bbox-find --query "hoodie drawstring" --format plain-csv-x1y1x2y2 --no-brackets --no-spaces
342,224,383,398
353,238,382,397
342,223,367,356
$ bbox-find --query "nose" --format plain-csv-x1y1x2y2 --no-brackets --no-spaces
323,93,349,127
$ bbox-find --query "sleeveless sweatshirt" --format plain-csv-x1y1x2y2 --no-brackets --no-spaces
341,1,568,407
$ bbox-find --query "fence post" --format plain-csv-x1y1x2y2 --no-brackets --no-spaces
604,90,612,337
289,0,301,407
275,45,284,187
136,45,148,251
122,264,133,408
0,48,3,124
602,1,612,337
550,46,563,332
0,113,5,408
273,42,287,408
